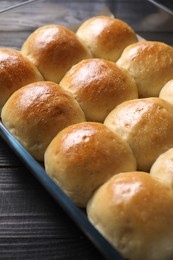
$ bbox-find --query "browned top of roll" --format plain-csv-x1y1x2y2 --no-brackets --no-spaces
60,58,138,122
21,24,92,83
76,16,138,61
87,171,173,260
44,122,137,208
117,41,173,97
104,97,173,171
1,81,85,161
0,48,43,112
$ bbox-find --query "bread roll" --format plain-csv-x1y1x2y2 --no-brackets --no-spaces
87,171,173,260
44,122,137,208
104,97,173,171
21,24,92,83
76,16,138,61
0,48,43,113
60,58,138,122
1,81,85,161
150,148,173,189
116,41,173,97
159,79,173,104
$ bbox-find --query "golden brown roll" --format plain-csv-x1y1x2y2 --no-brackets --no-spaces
76,16,138,61
150,148,173,189
44,122,137,208
104,97,173,171
116,41,173,97
159,79,173,104
1,81,85,161
60,58,138,122
87,171,173,260
0,48,43,113
21,24,92,83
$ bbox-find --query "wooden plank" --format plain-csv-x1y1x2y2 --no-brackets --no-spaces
0,237,104,260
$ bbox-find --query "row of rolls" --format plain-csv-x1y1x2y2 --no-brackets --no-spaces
1,15,173,260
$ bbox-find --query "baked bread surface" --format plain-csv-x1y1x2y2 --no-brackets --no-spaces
60,58,138,122
1,81,85,161
87,171,173,260
76,15,138,61
159,79,173,104
150,148,173,189
0,48,43,112
21,24,92,83
104,97,173,171
44,122,137,208
117,41,173,97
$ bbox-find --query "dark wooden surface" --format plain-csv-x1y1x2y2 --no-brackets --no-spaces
0,1,173,259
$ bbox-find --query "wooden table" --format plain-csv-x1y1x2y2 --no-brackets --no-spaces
0,1,173,259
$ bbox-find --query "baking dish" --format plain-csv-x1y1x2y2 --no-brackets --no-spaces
0,0,172,259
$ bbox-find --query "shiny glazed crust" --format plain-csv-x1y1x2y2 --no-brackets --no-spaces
0,48,43,112
21,24,92,83
44,122,137,208
1,81,85,161
60,58,138,122
117,41,173,97
87,171,173,260
104,97,173,171
76,16,138,61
